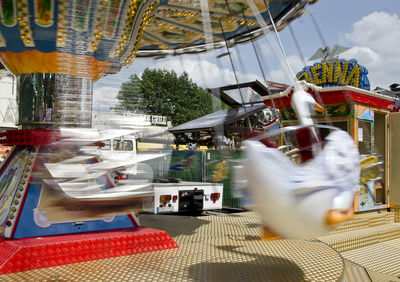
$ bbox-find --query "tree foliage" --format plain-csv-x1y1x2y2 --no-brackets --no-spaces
114,74,143,113
115,68,217,126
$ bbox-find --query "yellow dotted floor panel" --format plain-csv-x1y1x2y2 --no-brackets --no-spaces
325,210,395,235
342,238,400,277
343,260,371,281
343,259,400,282
317,223,400,252
0,212,345,282
367,269,400,282
3,211,400,281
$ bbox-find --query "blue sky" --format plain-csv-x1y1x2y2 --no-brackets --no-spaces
93,0,400,112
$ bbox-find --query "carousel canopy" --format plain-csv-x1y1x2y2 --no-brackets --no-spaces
0,0,308,81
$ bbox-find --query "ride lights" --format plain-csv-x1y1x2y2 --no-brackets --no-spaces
160,195,172,207
211,193,220,203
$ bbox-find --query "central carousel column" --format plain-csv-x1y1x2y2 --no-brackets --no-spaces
17,73,93,129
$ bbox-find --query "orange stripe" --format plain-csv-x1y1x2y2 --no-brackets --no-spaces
0,50,115,81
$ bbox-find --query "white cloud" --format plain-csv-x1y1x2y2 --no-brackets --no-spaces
93,86,120,113
343,11,400,89
342,46,379,66
151,56,259,88
259,11,400,89
266,55,306,84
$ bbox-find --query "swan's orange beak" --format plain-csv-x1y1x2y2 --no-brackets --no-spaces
314,102,324,114
326,207,355,226
262,226,282,241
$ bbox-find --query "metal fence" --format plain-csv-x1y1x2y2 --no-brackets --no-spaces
164,149,244,208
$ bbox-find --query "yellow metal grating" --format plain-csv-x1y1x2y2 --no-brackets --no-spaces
343,259,371,282
325,210,395,235
394,209,400,223
367,269,400,282
317,223,400,252
0,212,345,282
341,238,400,277
343,259,400,282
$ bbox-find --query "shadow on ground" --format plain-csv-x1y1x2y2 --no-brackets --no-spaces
188,254,305,282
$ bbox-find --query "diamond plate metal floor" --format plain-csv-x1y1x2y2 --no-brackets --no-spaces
318,210,400,281
0,212,345,281
1,211,399,281
343,259,400,282
342,238,400,278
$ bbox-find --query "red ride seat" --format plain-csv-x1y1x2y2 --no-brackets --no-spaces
295,127,321,163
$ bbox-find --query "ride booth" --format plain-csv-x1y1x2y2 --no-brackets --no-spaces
263,59,397,214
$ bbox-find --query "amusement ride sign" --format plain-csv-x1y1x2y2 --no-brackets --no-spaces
296,59,370,90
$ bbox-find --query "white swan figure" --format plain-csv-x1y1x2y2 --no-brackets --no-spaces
290,82,324,143
244,82,360,239
291,82,324,127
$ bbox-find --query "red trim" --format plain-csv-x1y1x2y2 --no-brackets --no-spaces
264,89,395,110
263,117,278,128
0,227,178,274
128,214,139,227
0,129,63,146
244,130,277,148
350,92,394,109
264,96,291,108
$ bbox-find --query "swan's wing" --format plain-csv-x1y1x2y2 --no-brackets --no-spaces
310,130,360,191
244,140,300,193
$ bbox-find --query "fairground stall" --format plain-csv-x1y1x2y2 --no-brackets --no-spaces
264,59,399,213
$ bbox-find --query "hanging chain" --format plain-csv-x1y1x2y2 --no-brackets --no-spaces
243,13,278,112
219,20,246,106
310,11,328,49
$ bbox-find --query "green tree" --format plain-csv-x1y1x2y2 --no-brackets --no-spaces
116,68,217,126
114,74,143,113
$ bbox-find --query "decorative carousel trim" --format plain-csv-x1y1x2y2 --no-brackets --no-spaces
120,0,159,67
86,0,108,52
56,0,69,47
34,0,55,27
16,0,34,47
4,146,38,238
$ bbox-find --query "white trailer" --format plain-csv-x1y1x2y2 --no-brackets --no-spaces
146,181,223,214
99,133,223,214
